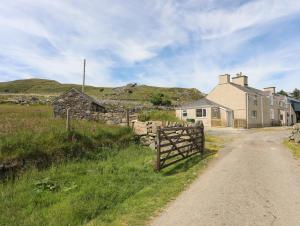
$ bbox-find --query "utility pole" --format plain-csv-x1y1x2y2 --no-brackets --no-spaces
82,58,86,93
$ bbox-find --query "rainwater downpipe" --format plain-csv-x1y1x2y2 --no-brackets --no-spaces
261,96,264,127
246,93,249,129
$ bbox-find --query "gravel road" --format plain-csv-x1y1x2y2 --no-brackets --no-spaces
151,128,300,226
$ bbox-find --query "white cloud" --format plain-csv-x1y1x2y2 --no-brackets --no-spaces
0,0,300,92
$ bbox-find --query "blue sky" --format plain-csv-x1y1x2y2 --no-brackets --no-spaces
0,0,300,93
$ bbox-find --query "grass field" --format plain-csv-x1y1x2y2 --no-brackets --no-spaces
138,110,182,122
0,104,222,226
284,140,300,158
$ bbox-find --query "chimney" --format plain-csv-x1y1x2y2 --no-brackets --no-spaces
232,72,248,87
263,87,276,95
219,74,230,84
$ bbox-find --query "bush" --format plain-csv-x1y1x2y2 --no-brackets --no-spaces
138,113,151,122
150,93,172,106
186,118,195,123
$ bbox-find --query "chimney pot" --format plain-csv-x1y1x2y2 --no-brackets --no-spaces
232,73,248,86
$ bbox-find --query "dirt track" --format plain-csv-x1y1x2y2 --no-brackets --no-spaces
151,128,300,226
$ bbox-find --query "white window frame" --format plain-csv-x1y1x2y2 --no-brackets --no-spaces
196,108,206,118
182,109,187,117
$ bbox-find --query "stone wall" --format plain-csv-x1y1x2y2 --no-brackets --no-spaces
132,120,190,149
52,89,141,125
53,89,105,119
92,111,138,125
290,123,300,143
0,95,54,105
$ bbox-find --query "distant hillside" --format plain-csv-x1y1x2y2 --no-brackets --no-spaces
0,79,204,103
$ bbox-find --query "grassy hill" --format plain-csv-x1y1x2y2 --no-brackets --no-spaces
0,79,204,103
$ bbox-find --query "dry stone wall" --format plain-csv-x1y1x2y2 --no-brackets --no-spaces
290,123,300,143
132,120,191,149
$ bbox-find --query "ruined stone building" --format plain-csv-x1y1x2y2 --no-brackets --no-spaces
52,88,106,120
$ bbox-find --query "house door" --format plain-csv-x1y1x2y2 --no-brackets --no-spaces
227,111,233,127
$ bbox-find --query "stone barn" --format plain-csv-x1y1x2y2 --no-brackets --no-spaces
52,88,106,120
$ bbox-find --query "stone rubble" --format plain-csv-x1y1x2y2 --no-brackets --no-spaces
290,123,300,143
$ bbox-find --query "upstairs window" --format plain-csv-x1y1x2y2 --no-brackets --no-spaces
253,95,258,106
182,110,187,117
196,108,206,118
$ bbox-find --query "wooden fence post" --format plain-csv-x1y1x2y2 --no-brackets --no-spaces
156,126,161,171
201,125,205,154
126,109,130,127
66,108,71,131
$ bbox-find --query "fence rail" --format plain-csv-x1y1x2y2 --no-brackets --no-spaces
155,123,205,171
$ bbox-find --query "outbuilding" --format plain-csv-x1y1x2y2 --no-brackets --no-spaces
52,88,106,120
288,97,300,123
176,98,233,128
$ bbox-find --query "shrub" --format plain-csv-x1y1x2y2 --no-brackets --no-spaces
138,113,151,122
150,93,172,106
186,118,195,123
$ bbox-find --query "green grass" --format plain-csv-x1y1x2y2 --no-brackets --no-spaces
284,139,300,158
0,105,134,164
0,79,204,103
0,104,222,226
138,110,181,122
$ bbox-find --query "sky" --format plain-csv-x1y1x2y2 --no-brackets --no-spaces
0,0,300,93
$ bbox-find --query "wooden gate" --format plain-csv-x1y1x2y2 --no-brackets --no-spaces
155,124,205,171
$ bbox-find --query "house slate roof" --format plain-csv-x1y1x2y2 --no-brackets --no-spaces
177,98,232,111
288,97,300,112
230,83,267,96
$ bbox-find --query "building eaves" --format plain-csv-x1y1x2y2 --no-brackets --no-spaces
177,98,232,111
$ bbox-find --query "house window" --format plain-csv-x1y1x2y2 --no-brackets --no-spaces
280,114,283,120
212,107,220,119
182,110,187,117
251,110,257,118
196,109,206,118
253,95,258,106
270,109,274,120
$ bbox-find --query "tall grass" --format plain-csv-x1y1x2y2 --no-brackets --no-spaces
0,104,135,168
0,104,222,226
138,110,181,122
